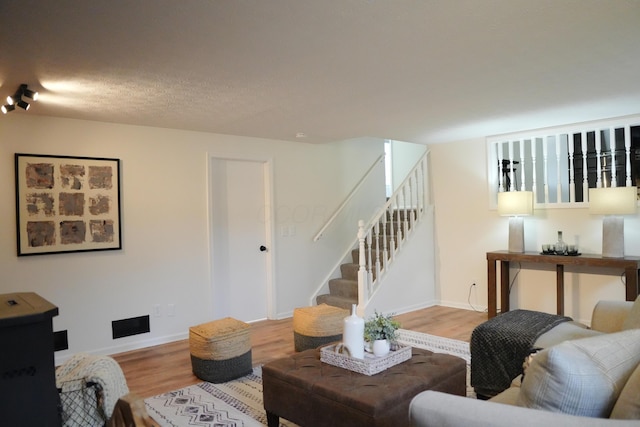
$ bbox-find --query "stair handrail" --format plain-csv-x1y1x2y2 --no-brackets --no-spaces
313,154,385,242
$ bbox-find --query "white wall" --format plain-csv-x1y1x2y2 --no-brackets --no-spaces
430,137,640,324
365,206,437,317
0,115,384,362
390,140,428,192
5,114,634,361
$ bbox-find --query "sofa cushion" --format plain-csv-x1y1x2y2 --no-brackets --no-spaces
622,296,640,330
610,362,640,419
517,329,640,418
534,321,600,348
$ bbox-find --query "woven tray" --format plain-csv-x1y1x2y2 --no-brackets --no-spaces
320,343,411,376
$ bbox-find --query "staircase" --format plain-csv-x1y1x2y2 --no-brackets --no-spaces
316,209,414,309
312,150,430,314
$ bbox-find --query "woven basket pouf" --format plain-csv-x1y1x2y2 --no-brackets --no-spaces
189,317,252,383
293,304,348,352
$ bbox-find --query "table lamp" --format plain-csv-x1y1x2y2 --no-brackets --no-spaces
589,186,637,258
498,191,533,253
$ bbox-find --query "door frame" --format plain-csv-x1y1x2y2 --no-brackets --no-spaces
206,152,276,320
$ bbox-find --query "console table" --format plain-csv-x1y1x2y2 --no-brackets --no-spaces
487,251,640,318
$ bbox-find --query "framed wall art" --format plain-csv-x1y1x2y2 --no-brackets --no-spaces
15,153,122,256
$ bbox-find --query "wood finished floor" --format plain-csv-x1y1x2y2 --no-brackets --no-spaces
112,305,487,398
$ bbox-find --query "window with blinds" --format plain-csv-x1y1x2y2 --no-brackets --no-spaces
486,115,640,208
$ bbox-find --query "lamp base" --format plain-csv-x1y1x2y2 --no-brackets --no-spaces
508,217,525,253
602,216,624,258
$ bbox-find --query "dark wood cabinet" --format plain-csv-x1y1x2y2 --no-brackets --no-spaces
0,292,60,426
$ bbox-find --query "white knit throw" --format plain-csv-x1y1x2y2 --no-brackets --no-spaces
56,353,129,426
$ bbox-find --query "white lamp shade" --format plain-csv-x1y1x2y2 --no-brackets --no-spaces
497,191,533,216
589,186,638,215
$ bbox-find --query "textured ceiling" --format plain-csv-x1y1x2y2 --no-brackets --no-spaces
1,0,640,144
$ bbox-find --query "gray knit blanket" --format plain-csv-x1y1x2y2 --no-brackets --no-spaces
470,309,571,398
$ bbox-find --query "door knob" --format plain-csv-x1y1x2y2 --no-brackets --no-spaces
259,245,267,252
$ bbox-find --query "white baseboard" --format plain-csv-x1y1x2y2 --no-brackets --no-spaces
391,300,439,316
55,331,188,366
438,299,488,313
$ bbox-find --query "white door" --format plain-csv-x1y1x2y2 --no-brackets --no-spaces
209,158,269,322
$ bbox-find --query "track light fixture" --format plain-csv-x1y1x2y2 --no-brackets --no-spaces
17,100,30,110
22,86,38,101
1,104,15,114
2,84,38,114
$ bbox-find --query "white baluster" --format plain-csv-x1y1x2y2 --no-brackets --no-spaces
420,156,429,212
543,136,549,203
508,140,515,191
595,130,602,188
610,128,617,187
366,228,373,291
388,203,396,261
374,222,381,282
568,133,575,202
402,185,409,241
581,131,588,200
519,139,526,191
625,125,632,187
395,196,402,246
357,220,368,308
381,213,388,268
531,138,537,201
556,134,562,202
497,143,504,192
409,173,415,230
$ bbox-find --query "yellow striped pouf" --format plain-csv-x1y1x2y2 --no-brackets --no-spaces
293,304,348,352
189,317,252,383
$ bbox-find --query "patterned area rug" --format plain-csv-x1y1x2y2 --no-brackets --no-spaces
395,329,474,398
145,366,297,427
145,331,472,426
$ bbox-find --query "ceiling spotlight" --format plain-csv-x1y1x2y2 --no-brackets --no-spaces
16,100,30,110
1,104,16,114
6,95,14,105
20,85,39,101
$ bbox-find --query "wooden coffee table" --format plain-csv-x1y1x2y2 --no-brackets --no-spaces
262,347,466,427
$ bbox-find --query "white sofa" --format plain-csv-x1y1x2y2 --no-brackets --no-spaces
410,298,640,426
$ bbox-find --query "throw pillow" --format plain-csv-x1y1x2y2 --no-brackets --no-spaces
610,362,640,419
516,329,640,418
622,295,640,330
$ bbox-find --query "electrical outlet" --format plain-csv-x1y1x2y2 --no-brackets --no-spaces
167,303,175,316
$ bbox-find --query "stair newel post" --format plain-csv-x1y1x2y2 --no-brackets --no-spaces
374,221,381,282
357,220,369,310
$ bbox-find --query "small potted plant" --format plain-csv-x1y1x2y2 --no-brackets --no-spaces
364,311,401,357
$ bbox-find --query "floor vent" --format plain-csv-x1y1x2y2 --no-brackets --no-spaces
112,315,150,339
